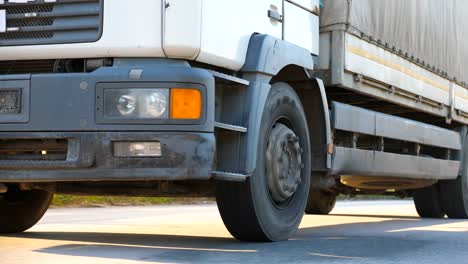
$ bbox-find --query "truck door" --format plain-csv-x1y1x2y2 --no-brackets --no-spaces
283,0,320,55
195,0,284,70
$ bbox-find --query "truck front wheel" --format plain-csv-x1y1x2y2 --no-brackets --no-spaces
216,82,311,242
0,186,53,234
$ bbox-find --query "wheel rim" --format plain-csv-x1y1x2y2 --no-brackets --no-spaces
266,122,304,206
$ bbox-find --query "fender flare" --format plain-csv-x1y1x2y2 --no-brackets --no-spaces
240,34,332,174
241,34,315,77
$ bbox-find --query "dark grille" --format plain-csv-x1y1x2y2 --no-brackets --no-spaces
0,139,68,161
0,60,56,74
6,4,54,14
7,18,54,28
0,0,103,46
0,32,54,40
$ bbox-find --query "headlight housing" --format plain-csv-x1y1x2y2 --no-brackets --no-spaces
104,88,169,119
97,84,203,124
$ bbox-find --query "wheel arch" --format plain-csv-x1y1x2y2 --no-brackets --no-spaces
241,34,315,78
273,67,333,173
240,34,332,175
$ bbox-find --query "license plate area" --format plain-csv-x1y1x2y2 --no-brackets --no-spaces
0,79,29,123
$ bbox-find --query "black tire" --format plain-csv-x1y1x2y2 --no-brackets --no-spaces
305,189,336,215
438,135,468,219
216,82,311,242
439,177,468,218
413,184,445,218
0,187,53,234
439,175,468,218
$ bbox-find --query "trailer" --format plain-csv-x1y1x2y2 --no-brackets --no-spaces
0,0,466,242
315,0,468,218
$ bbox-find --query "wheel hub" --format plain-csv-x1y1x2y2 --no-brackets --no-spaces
266,123,303,203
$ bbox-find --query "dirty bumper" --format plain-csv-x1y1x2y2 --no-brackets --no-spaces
0,132,215,182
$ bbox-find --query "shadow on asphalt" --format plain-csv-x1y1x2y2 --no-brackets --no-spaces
5,217,468,263
330,213,421,220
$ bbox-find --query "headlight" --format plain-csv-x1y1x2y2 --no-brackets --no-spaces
144,92,168,118
117,95,137,116
104,88,169,119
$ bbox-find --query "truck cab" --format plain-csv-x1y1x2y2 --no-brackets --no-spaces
0,0,467,242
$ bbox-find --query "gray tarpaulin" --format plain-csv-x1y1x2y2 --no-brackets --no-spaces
321,0,468,85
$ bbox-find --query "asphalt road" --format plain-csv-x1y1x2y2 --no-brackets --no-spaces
1,200,468,264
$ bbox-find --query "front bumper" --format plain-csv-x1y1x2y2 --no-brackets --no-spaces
0,59,216,182
0,132,215,182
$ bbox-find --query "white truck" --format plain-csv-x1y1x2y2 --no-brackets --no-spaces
0,0,467,242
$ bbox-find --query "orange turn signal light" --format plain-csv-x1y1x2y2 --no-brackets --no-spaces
170,88,202,119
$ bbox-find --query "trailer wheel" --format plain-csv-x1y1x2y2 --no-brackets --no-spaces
216,82,311,242
305,189,336,215
0,187,53,234
413,184,445,218
439,160,468,218
438,136,468,218
439,177,468,218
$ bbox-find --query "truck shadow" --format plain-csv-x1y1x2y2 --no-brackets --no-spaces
330,213,420,220
5,215,468,263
